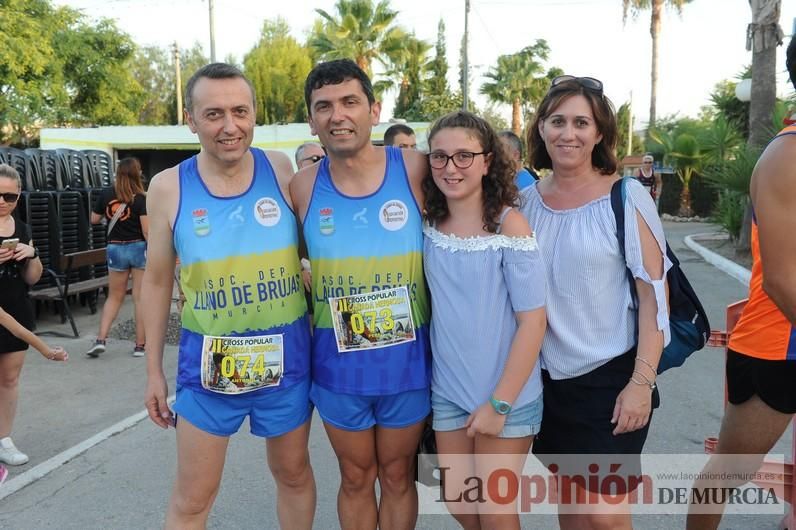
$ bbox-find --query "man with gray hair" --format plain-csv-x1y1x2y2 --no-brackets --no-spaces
295,142,325,169
142,62,315,529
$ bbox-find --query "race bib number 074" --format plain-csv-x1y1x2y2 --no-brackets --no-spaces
329,286,416,353
200,334,283,394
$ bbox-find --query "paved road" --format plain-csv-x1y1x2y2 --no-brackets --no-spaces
0,222,790,529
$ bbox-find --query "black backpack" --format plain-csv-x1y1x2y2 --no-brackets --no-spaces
611,178,710,373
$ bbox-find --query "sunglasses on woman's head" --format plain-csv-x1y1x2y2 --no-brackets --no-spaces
0,193,19,203
551,75,604,94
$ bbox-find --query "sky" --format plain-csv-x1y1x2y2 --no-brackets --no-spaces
55,0,796,129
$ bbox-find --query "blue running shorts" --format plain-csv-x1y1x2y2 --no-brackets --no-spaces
173,377,312,438
310,383,430,431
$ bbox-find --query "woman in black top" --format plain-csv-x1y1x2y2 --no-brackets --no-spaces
0,164,43,466
86,158,148,358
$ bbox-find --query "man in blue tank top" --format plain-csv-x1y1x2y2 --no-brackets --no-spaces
141,63,315,529
291,59,431,530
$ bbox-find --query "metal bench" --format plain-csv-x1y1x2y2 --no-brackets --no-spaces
30,248,109,337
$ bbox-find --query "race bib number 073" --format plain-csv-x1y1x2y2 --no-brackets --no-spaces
200,334,284,394
329,286,416,353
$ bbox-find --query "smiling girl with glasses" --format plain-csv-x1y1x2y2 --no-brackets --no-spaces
422,111,547,528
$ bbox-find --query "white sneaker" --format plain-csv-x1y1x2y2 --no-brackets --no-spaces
86,340,106,358
0,437,29,466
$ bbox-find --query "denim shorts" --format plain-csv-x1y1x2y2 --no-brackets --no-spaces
431,391,543,438
107,241,146,271
173,377,312,438
310,383,430,431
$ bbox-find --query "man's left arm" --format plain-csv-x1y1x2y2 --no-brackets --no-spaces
402,149,429,209
754,134,796,324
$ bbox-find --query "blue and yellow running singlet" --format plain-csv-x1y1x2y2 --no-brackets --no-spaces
304,146,430,395
173,148,311,396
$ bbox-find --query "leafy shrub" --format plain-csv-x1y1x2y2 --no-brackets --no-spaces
711,191,746,240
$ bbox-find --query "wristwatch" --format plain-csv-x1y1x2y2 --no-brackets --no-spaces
489,396,512,415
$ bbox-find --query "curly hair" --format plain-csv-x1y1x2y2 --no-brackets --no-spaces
422,111,518,233
527,78,618,175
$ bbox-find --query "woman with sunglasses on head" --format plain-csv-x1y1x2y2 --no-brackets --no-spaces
0,163,43,467
423,111,546,529
520,76,669,529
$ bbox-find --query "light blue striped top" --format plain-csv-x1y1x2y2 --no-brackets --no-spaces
423,217,546,412
519,178,671,380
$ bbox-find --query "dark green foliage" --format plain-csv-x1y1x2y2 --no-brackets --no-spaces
1,0,146,143
688,173,716,218
658,172,681,215
657,172,714,217
244,18,313,124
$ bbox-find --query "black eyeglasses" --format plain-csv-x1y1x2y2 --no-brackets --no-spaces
0,193,19,203
299,155,324,165
428,151,489,170
551,75,604,94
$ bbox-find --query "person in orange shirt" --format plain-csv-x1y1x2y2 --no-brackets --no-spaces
687,35,796,530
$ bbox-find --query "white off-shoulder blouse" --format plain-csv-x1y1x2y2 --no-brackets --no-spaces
519,178,672,380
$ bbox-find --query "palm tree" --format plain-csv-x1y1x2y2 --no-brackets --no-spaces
622,0,693,130
648,128,702,216
381,33,432,118
480,40,552,135
308,0,404,77
747,0,782,148
739,0,782,252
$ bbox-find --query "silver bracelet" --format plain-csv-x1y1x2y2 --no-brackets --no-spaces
630,370,657,390
635,356,658,377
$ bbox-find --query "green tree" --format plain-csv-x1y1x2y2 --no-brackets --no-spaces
308,0,404,76
480,41,554,134
402,18,457,121
1,1,147,141
407,91,466,122
244,18,313,124
130,46,173,125
385,33,432,119
703,143,760,240
622,0,693,129
616,101,644,161
668,133,702,216
481,104,509,132
426,20,449,98
0,0,73,143
703,76,750,140
55,18,143,125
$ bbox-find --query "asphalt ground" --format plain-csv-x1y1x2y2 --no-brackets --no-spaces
0,221,791,529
